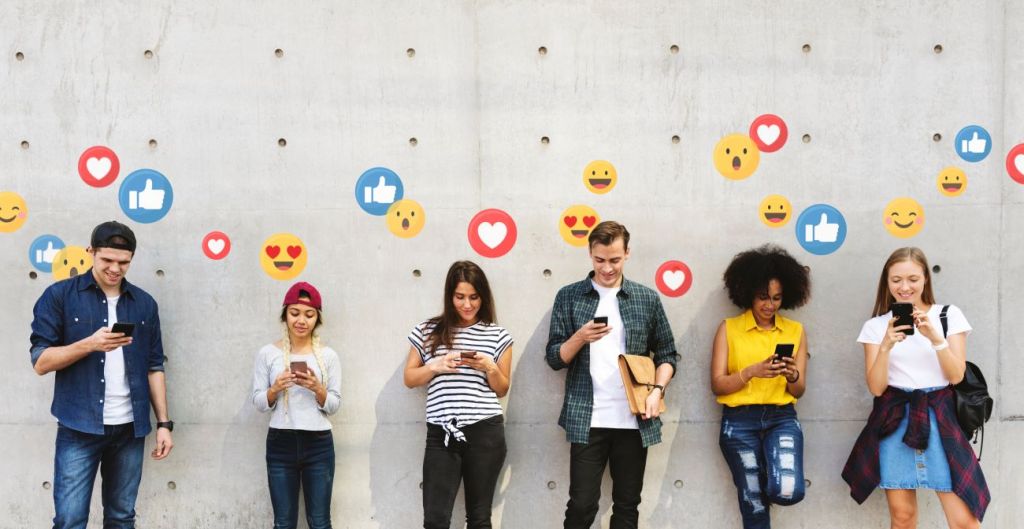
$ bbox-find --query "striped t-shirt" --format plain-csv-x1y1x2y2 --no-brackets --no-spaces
408,320,512,440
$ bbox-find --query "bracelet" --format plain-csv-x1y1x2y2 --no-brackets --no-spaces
786,370,800,384
738,369,748,384
932,340,949,351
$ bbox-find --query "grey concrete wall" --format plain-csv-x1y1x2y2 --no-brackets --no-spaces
1,1,1021,527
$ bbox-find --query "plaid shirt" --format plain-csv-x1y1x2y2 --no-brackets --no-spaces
545,273,678,448
842,386,990,521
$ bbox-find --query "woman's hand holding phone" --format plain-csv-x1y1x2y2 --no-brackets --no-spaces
429,352,461,375
459,351,497,374
912,307,943,344
880,316,912,353
742,356,786,380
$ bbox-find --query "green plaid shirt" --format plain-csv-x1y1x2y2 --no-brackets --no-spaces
545,272,678,447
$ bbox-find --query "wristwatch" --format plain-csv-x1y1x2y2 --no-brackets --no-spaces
157,421,174,432
652,384,665,397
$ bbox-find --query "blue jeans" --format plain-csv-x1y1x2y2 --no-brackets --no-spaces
719,404,805,529
266,428,335,529
53,423,145,529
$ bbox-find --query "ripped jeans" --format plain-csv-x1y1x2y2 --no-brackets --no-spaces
719,404,805,529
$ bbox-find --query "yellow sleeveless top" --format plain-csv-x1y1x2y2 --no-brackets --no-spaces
717,310,803,407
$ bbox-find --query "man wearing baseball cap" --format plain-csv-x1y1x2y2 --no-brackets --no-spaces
30,220,174,529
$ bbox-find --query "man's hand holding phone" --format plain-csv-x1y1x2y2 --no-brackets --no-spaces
86,326,133,352
575,317,612,344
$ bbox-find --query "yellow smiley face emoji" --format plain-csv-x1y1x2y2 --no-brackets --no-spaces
0,191,28,233
386,199,425,238
260,233,308,280
583,160,617,194
937,167,967,197
713,134,761,180
884,198,925,238
758,194,793,228
52,246,93,281
558,205,600,247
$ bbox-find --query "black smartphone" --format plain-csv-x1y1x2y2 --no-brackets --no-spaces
891,302,915,335
593,316,608,325
111,322,135,337
773,343,795,362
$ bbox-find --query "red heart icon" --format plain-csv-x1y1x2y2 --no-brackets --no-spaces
287,245,302,259
563,216,578,228
265,245,281,259
582,216,597,228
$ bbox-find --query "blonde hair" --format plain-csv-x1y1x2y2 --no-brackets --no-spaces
279,322,329,421
871,247,936,317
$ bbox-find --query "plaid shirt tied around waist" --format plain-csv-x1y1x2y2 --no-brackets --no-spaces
842,385,990,521
545,273,678,448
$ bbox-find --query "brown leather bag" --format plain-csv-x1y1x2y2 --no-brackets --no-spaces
617,354,666,415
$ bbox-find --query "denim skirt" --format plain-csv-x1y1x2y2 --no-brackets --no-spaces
878,386,953,491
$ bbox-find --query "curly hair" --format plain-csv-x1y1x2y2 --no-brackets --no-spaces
722,244,811,310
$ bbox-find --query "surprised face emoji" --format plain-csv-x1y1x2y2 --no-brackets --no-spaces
386,199,425,238
52,246,93,282
713,134,761,180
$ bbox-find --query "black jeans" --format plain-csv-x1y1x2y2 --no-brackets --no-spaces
422,415,507,529
565,428,648,529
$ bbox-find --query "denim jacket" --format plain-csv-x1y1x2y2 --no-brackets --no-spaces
30,271,164,437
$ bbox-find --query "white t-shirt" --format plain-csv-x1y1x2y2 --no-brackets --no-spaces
103,296,134,425
857,304,971,390
589,281,637,430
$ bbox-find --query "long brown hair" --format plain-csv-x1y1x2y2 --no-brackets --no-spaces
427,261,496,355
871,247,936,317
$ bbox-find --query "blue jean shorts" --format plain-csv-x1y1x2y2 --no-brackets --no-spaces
878,386,952,491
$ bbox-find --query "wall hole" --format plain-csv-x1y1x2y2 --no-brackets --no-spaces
802,43,812,53
418,482,423,489
16,51,25,61
167,481,176,490
412,269,422,278
673,480,684,489
274,48,284,58
143,50,154,59
804,479,812,488
148,139,158,149
163,355,169,363
409,137,418,147
29,271,38,280
669,44,679,54
20,140,29,149
934,44,943,54
156,269,165,278
42,481,51,490
932,265,941,274
932,133,942,142
542,269,552,278
538,46,548,56
671,135,681,144
278,138,287,147
801,134,811,143
547,481,557,490
406,48,416,58
540,136,550,145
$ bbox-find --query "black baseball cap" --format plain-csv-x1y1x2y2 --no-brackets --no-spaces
90,221,137,253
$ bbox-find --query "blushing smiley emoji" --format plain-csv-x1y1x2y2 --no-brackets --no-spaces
386,199,426,238
758,194,793,228
0,191,28,233
937,167,967,197
558,205,600,247
582,160,618,194
260,233,308,280
713,134,761,180
52,246,93,281
883,198,925,239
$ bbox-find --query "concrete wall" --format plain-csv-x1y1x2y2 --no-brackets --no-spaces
2,1,1021,527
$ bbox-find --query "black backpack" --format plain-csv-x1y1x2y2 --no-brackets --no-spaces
940,305,993,459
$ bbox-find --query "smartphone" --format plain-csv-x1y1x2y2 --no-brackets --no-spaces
773,343,795,362
593,316,608,325
459,351,476,361
289,361,309,374
891,302,915,335
110,322,135,337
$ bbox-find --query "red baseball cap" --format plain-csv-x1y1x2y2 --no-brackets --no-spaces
282,282,322,310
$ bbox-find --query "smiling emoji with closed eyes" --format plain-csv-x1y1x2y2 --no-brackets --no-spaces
937,167,967,197
884,198,925,238
0,191,28,233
